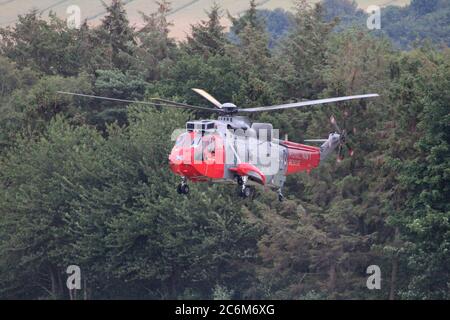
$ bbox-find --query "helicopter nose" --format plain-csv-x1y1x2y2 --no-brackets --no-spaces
169,148,199,177
168,151,184,165
169,148,189,166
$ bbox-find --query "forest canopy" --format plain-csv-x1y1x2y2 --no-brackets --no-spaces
0,0,448,300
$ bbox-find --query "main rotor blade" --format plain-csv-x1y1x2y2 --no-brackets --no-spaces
304,139,328,143
150,97,221,111
192,88,223,109
57,91,221,113
238,94,379,113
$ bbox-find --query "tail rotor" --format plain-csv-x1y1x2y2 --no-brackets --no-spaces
330,115,354,163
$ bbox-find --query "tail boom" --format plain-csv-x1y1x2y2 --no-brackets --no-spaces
281,141,321,175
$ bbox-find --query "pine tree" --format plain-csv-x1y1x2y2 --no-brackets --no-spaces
0,117,104,298
185,3,227,57
100,0,135,70
388,48,450,299
136,0,177,81
228,1,276,107
0,11,88,76
228,0,264,36
274,0,337,100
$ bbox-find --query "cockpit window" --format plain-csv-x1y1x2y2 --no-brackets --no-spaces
193,135,218,162
192,136,202,147
176,133,212,150
203,136,216,153
175,133,198,148
175,134,188,147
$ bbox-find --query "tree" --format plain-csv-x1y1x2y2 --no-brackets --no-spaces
0,117,105,298
100,0,136,71
273,0,338,100
229,0,264,36
0,73,92,145
147,53,242,114
136,0,177,81
227,1,277,107
88,69,149,130
388,48,450,299
185,3,227,57
0,57,38,152
0,11,89,76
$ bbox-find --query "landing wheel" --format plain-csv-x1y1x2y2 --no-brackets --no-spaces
240,186,253,199
277,189,284,202
177,184,189,195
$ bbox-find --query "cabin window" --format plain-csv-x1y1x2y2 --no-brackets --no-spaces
175,134,189,147
191,136,202,147
204,137,216,154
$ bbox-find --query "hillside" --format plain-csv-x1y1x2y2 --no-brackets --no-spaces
0,0,410,38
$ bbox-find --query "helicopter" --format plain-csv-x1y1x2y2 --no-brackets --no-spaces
57,89,379,201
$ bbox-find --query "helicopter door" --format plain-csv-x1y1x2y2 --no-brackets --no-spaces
202,135,224,179
280,149,287,172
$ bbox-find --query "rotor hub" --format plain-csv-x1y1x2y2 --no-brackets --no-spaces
221,103,238,114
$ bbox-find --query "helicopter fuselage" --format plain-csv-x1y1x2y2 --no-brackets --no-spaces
168,116,340,196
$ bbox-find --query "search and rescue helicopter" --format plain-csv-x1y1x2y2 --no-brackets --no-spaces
58,89,379,201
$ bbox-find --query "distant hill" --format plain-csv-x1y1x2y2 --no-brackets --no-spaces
0,0,410,38
311,0,450,49
378,0,450,49
250,0,450,50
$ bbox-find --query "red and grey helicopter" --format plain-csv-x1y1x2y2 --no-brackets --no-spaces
58,89,378,201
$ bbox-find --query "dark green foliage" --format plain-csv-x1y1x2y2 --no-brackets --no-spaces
0,0,448,300
274,1,337,100
386,49,450,299
0,11,90,76
146,53,244,115
185,3,228,57
99,0,136,71
136,0,178,81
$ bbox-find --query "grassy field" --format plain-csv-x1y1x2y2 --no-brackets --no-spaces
0,0,411,38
